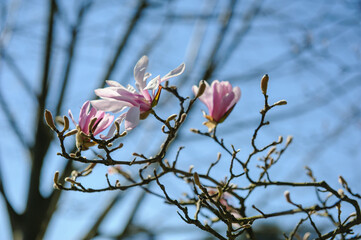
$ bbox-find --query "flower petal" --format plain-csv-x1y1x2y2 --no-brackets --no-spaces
93,113,114,136
100,114,125,139
78,101,91,131
68,110,77,127
124,107,140,131
134,56,148,91
161,63,185,82
91,99,132,113
144,75,160,91
106,80,123,87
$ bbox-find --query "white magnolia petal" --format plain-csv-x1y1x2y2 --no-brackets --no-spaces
134,56,149,91
91,99,131,113
126,84,137,93
161,63,185,82
144,75,160,91
106,80,123,87
124,107,140,131
68,110,77,127
100,114,125,139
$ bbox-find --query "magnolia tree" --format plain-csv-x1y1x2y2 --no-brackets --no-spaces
44,56,361,240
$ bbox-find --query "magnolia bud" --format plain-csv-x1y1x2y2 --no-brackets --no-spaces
196,80,207,98
193,172,201,187
303,232,311,240
190,128,199,133
274,100,287,106
44,110,57,131
166,114,177,123
180,113,187,123
88,117,97,134
267,147,276,156
286,135,293,146
62,116,69,132
114,121,120,134
53,171,59,185
284,190,292,203
64,129,78,137
338,189,345,198
260,74,269,95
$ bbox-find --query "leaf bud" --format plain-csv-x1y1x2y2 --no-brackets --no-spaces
180,113,187,123
166,114,177,123
274,100,287,106
190,128,199,133
286,135,293,146
62,116,69,132
284,190,292,203
260,74,269,95
88,117,97,134
196,80,207,98
44,110,57,131
193,172,202,188
338,189,345,198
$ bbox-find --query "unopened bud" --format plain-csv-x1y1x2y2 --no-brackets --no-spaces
44,110,57,131
164,159,171,168
55,116,64,125
180,113,187,123
303,232,311,240
268,147,276,156
274,100,287,106
193,172,202,187
64,129,78,137
189,165,194,173
338,189,345,198
64,177,77,185
260,74,269,95
88,117,97,134
278,136,283,143
338,176,348,189
286,135,293,146
115,180,121,187
190,128,199,133
114,121,120,134
196,80,207,98
217,152,221,161
62,116,69,132
284,190,292,203
118,131,127,137
53,171,59,185
166,114,177,123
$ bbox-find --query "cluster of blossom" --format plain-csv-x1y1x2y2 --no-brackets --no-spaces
44,56,361,239
67,56,241,151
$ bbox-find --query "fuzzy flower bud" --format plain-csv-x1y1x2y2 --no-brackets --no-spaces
44,110,57,131
260,74,269,95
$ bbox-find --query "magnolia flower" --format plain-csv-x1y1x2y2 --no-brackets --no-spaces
193,80,241,131
69,101,114,150
91,56,185,131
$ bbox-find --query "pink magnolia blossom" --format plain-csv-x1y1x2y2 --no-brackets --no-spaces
193,80,241,131
68,101,114,149
91,56,185,131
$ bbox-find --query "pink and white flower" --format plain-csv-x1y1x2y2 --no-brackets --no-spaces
91,56,185,131
193,80,241,131
68,101,114,149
